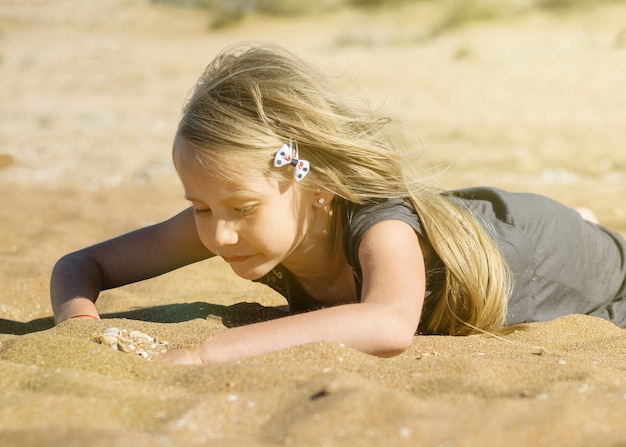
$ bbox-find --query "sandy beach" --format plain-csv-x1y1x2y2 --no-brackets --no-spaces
1,1,626,445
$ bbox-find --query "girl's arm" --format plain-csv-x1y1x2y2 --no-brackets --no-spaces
161,219,426,364
51,207,213,324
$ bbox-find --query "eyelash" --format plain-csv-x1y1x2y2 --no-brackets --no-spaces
191,205,256,216
192,207,211,215
236,205,256,216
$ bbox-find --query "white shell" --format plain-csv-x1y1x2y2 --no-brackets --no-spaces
91,327,168,360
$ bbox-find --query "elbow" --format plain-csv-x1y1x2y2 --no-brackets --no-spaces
51,253,77,284
50,251,104,297
376,335,414,358
54,251,102,274
370,314,417,358
52,252,99,283
53,251,88,271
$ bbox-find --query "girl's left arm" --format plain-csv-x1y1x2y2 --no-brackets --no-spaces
160,220,426,364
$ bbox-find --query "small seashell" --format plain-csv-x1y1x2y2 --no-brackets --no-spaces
103,327,121,337
99,328,121,350
100,335,119,350
129,330,154,343
92,327,169,360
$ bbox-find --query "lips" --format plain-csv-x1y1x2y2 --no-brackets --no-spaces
220,254,252,263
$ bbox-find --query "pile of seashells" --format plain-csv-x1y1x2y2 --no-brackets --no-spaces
91,327,169,360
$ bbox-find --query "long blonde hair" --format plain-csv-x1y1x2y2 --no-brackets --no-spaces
174,42,511,335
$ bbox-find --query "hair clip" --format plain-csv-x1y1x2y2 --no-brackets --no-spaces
273,140,310,181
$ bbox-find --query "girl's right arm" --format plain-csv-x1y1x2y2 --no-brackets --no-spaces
51,207,213,324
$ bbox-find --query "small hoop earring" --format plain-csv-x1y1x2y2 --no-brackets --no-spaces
317,197,326,206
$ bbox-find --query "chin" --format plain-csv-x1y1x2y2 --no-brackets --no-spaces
229,263,274,281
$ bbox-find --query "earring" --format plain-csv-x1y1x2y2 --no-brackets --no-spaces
317,197,326,206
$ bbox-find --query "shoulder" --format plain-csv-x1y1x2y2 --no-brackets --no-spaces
342,198,424,275
345,198,424,237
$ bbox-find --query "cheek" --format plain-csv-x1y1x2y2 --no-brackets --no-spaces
266,212,305,248
193,218,215,251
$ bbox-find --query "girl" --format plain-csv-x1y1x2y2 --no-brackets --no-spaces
50,42,626,365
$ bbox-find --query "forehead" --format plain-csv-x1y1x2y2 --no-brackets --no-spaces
173,135,285,185
181,167,275,197
178,159,295,205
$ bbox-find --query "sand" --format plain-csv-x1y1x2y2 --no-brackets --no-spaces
1,1,626,446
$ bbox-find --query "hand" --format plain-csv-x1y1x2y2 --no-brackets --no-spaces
158,348,203,365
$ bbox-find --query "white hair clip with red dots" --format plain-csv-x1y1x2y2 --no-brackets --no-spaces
273,140,310,181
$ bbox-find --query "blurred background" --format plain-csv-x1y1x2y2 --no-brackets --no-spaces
1,0,625,322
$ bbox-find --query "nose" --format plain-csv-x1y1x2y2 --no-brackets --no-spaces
211,218,238,247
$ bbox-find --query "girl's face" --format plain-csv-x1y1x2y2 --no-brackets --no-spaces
178,160,314,280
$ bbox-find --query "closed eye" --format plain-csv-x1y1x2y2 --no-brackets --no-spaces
236,205,256,216
190,203,211,215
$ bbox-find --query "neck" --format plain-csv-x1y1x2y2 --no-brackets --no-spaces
282,203,345,283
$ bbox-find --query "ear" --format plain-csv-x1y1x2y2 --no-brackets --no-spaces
312,190,335,208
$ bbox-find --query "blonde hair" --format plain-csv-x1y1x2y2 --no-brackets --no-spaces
174,41,511,335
